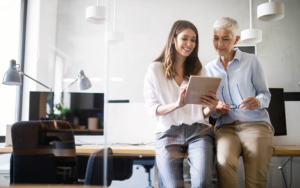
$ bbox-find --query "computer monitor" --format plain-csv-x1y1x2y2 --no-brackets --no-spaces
29,92,104,136
234,45,257,55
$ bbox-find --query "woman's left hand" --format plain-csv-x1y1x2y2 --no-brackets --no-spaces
239,96,260,110
200,92,219,111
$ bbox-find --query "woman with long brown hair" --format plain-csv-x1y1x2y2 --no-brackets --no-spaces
144,20,218,188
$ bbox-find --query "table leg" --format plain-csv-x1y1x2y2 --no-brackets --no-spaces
278,157,292,188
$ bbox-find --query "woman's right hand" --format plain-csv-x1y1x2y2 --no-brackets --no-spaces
175,85,187,108
216,101,231,114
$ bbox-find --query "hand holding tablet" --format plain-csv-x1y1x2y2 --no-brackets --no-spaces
183,76,222,104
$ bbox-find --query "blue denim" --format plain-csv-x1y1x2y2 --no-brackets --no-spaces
155,123,215,188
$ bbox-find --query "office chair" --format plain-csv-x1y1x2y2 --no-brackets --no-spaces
10,120,76,184
53,141,76,181
10,152,57,184
84,147,113,186
113,157,133,180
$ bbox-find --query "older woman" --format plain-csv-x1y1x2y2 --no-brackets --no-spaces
205,17,274,188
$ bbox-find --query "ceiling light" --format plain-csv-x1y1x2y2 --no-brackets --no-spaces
241,0,262,44
105,0,124,44
86,0,105,24
257,1,284,21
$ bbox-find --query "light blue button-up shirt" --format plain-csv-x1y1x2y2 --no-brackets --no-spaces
205,49,274,133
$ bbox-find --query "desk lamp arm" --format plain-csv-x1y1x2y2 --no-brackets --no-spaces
62,78,79,91
15,66,53,91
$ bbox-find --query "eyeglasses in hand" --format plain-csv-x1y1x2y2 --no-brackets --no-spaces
221,85,243,109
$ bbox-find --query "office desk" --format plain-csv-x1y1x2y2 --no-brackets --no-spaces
0,145,300,156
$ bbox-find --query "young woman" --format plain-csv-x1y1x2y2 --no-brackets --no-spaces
205,17,274,188
144,20,218,188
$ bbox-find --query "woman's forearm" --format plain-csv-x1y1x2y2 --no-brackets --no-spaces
156,103,179,116
202,106,214,118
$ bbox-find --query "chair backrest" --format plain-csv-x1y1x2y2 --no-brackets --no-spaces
84,147,113,186
11,121,39,152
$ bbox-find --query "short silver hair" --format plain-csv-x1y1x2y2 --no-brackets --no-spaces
213,17,239,37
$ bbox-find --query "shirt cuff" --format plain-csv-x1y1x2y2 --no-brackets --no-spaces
211,110,221,119
256,96,266,109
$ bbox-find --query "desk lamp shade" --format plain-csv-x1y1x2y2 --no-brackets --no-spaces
86,0,105,24
78,70,92,90
2,59,21,85
257,1,284,21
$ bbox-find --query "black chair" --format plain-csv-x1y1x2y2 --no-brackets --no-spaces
10,152,57,184
53,141,76,181
84,148,113,186
76,155,133,185
10,120,76,184
113,157,133,181
76,155,90,184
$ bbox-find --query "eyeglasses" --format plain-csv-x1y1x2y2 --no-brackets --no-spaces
221,85,243,109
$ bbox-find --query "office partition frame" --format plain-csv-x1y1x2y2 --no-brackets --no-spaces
16,0,28,122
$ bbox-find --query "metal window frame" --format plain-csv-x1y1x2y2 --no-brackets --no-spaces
15,0,28,122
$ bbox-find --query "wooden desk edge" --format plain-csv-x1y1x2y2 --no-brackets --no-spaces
0,145,299,156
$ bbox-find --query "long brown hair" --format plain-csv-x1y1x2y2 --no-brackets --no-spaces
153,20,202,80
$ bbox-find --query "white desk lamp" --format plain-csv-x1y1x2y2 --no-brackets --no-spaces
2,59,53,91
62,70,92,91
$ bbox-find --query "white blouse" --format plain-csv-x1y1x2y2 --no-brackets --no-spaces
144,61,206,133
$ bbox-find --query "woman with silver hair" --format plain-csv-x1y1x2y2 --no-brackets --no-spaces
205,17,274,188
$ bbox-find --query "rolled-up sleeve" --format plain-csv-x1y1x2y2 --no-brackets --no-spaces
144,66,160,118
252,57,271,109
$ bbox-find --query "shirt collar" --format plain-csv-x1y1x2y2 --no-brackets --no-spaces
214,48,242,68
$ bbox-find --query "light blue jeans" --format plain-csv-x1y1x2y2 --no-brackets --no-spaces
155,123,215,188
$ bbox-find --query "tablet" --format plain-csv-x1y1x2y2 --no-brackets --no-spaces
183,76,222,104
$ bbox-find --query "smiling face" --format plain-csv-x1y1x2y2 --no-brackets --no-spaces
173,28,197,59
213,28,240,58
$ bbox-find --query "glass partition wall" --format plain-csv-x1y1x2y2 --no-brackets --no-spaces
16,0,300,187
